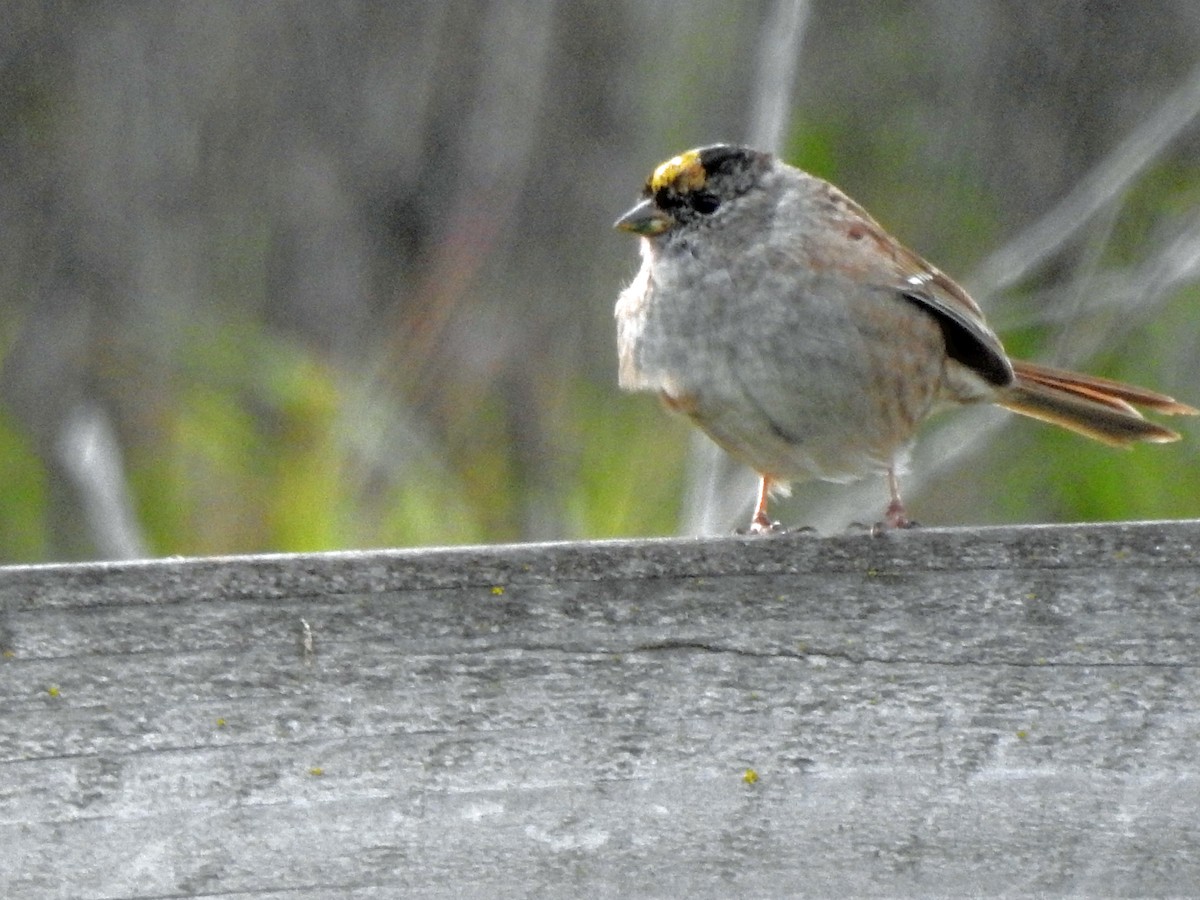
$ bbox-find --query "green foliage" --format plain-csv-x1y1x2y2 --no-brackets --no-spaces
785,119,844,183
131,320,351,555
1108,159,1200,266
120,316,691,556
998,340,1195,525
998,422,1199,523
786,115,1000,269
0,408,47,561
566,384,690,538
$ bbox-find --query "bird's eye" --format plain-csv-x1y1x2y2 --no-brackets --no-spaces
691,192,720,215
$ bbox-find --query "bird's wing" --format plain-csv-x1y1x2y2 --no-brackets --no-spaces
893,258,1014,387
822,186,1015,388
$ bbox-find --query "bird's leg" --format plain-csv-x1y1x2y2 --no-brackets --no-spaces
881,467,916,530
747,475,782,534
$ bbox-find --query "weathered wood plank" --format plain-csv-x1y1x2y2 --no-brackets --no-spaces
2,521,1199,898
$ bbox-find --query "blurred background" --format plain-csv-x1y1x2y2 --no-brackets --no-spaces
2,1,1200,562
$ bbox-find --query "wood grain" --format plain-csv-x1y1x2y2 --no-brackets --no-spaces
2,521,1199,898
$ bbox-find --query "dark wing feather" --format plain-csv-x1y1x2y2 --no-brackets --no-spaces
896,268,1013,387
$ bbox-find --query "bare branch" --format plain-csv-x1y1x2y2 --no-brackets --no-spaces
747,0,812,154
971,62,1200,297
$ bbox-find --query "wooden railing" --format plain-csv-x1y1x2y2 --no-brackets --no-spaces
3,520,1199,897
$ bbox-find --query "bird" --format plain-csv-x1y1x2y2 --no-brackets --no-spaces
613,144,1196,532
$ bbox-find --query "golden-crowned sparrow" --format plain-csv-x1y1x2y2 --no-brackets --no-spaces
614,144,1196,531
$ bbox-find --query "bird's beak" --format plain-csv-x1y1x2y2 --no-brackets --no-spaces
614,199,673,237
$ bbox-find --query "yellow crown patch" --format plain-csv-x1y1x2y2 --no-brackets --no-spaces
649,149,707,193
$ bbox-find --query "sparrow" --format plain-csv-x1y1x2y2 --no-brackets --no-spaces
614,144,1195,532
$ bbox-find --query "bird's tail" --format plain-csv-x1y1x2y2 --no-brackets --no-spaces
998,359,1196,447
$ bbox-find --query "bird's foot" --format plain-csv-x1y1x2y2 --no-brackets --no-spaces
845,507,920,536
736,519,819,536
870,499,919,535
738,514,788,535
